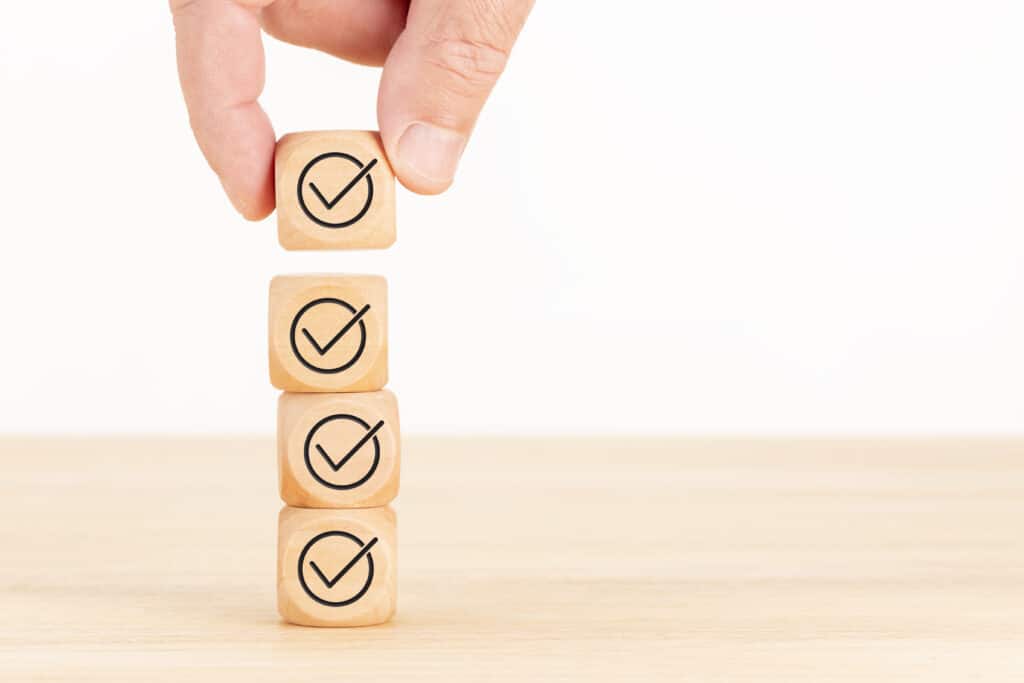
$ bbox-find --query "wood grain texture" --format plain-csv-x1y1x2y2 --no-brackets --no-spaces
268,274,388,393
1,437,1023,680
276,131,396,251
278,390,400,508
278,506,397,627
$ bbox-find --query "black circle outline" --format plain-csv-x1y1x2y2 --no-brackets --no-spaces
297,530,375,607
297,152,375,229
303,413,382,490
289,297,367,374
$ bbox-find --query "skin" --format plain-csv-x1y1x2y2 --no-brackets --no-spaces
170,0,534,219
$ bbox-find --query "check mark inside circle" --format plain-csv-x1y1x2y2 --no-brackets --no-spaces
314,420,385,472
301,304,371,356
308,158,378,210
308,537,379,589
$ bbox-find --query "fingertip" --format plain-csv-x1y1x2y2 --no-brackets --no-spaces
220,164,275,221
191,100,276,221
231,190,275,221
174,0,277,221
210,135,275,221
395,174,452,196
385,121,466,195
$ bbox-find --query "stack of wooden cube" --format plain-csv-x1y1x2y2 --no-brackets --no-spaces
269,131,400,627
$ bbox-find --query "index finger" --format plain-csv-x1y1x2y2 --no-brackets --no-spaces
171,0,276,219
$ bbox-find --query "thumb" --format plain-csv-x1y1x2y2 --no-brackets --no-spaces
377,0,533,194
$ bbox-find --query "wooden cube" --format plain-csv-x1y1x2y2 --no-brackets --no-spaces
269,275,388,393
278,391,400,508
278,506,397,627
276,131,396,250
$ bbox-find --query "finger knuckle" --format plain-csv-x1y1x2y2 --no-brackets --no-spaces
423,34,510,92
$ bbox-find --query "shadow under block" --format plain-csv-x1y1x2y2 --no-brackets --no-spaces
278,391,400,509
276,131,396,251
278,506,397,627
269,274,388,393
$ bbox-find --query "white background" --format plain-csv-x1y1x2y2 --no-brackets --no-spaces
0,1,1022,435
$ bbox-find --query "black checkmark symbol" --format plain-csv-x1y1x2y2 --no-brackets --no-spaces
314,420,385,472
308,158,378,210
308,537,379,589
301,304,371,356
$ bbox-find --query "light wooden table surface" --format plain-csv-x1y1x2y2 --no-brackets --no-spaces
1,437,1022,680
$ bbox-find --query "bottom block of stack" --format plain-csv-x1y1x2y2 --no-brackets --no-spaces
278,506,397,627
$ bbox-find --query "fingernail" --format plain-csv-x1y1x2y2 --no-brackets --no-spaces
396,123,467,186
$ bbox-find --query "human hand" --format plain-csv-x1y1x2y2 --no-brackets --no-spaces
171,0,534,219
